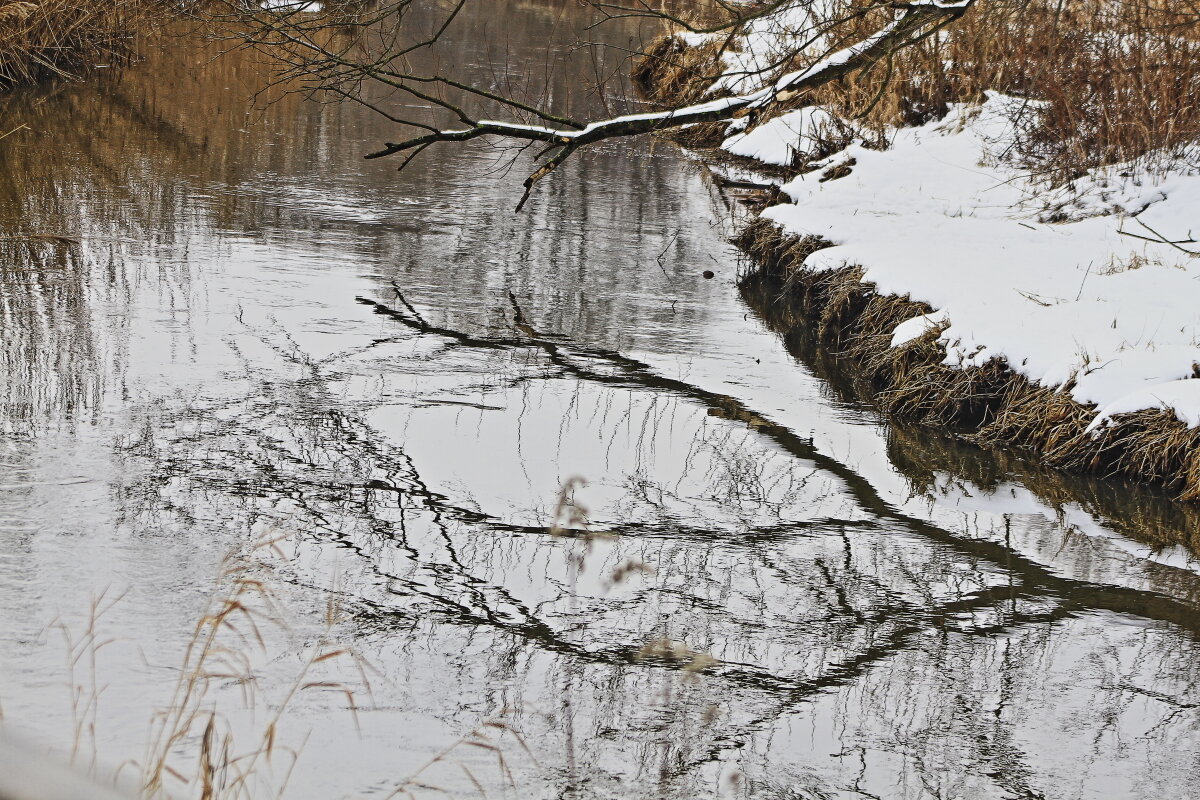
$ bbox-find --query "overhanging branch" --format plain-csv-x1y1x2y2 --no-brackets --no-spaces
364,0,976,206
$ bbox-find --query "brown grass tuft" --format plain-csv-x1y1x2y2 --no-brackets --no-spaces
0,0,162,89
631,33,728,107
730,216,832,278
669,120,732,149
141,532,372,800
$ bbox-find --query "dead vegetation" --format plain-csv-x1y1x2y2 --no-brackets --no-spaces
630,34,728,107
0,0,162,89
639,0,1200,181
140,532,372,800
808,0,1200,178
734,217,1200,502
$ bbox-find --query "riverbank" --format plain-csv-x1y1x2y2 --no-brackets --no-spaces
640,4,1200,501
0,0,168,91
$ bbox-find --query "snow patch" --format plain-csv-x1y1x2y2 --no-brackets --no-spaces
721,108,835,166
890,309,950,348
1086,380,1200,433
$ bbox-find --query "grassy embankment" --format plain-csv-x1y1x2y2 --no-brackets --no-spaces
634,0,1200,501
0,0,162,91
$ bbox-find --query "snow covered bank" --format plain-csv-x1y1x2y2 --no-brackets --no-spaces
722,92,1200,497
754,94,1200,425
636,3,1200,498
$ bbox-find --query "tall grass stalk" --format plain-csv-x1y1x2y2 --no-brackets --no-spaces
48,589,127,776
138,532,370,800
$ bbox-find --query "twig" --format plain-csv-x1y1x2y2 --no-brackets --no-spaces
1118,216,1200,257
655,228,682,277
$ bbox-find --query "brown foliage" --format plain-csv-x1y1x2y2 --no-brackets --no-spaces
631,33,728,106
799,0,1200,177
0,0,162,89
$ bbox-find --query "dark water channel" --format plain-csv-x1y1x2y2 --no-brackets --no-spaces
2,2,1200,798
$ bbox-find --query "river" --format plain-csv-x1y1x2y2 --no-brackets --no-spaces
1,2,1199,798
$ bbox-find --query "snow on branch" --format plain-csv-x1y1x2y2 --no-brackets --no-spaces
364,0,976,208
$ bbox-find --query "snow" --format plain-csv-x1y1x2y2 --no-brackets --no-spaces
698,2,844,96
721,108,834,165
728,92,1200,429
661,2,1200,431
890,309,950,347
469,95,750,143
1086,380,1200,433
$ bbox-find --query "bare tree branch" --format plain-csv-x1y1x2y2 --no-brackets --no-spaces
362,1,975,197
214,0,977,207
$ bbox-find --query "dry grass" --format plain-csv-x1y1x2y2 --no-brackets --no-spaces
731,216,832,278
49,589,128,776
735,219,1200,501
630,33,728,107
0,0,162,89
797,0,1200,179
31,528,545,800
1010,0,1200,179
640,1,1200,180
138,532,371,800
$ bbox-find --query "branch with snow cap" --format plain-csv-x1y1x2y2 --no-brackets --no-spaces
365,0,977,209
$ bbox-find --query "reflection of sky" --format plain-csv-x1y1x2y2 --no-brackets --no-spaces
0,2,1198,798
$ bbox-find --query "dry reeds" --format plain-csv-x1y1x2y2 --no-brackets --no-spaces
1010,1,1200,179
631,33,728,107
0,0,162,89
140,532,371,800
642,1,1200,179
37,529,538,800
735,218,1200,501
812,0,1200,177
